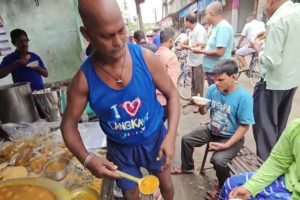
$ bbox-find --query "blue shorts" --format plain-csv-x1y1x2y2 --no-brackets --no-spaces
107,124,167,190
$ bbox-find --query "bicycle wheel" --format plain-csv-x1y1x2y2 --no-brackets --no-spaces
249,62,261,87
177,72,192,100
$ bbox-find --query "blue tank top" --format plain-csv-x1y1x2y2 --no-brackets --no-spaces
81,43,163,145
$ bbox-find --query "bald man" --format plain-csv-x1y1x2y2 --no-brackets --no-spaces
191,2,234,85
60,0,180,199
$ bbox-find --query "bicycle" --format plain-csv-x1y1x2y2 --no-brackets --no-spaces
236,53,261,87
176,50,192,100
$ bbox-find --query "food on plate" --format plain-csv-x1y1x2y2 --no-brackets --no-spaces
26,60,39,68
0,185,55,200
29,156,48,172
45,159,68,173
0,166,27,180
192,96,211,105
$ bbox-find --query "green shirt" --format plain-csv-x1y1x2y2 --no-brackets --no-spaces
243,119,300,199
259,1,300,90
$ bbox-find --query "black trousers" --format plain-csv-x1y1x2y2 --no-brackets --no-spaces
253,81,297,160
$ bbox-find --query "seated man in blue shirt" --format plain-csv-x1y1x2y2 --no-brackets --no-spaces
0,29,48,91
171,60,255,199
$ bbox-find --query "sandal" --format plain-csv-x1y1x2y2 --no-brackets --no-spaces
204,184,220,200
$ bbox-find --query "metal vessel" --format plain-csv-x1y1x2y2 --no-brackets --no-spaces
0,82,39,123
32,86,67,122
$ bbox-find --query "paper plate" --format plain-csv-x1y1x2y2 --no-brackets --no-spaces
26,60,39,68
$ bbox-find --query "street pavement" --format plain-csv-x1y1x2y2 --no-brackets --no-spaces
171,74,300,200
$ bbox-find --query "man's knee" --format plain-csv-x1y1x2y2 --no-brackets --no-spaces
181,134,192,146
211,153,228,168
123,187,140,200
160,181,174,194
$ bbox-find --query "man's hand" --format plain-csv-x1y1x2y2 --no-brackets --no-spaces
191,47,204,54
229,186,251,200
236,44,241,49
16,55,31,66
250,41,262,53
86,156,121,179
255,31,266,41
157,134,175,171
209,142,229,151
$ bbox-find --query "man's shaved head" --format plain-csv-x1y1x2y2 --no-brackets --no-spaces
78,0,122,29
78,0,127,61
205,1,224,25
206,1,223,15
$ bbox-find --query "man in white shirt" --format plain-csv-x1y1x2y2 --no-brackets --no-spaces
236,15,265,68
179,13,207,99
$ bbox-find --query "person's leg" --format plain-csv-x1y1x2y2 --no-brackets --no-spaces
277,87,297,139
181,126,212,170
256,175,291,199
191,67,197,96
220,173,291,200
219,172,254,200
236,54,247,68
144,125,174,199
205,72,215,86
122,187,140,200
210,138,244,189
236,46,256,68
253,82,281,160
194,65,205,97
153,167,174,200
107,140,143,199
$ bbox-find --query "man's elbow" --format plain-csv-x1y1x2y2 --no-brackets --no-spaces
241,124,250,133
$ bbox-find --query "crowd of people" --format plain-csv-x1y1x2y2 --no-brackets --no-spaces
1,0,299,199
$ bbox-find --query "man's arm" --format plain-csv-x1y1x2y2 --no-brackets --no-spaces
33,57,48,77
191,47,226,57
231,119,300,199
210,124,249,151
0,57,28,78
255,24,285,70
196,104,208,115
32,66,48,77
142,49,180,170
60,70,119,178
236,36,245,49
193,25,232,57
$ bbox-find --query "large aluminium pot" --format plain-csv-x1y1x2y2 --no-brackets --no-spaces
32,86,67,122
0,82,39,123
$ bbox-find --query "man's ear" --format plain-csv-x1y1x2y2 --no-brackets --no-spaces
80,26,91,43
232,73,238,80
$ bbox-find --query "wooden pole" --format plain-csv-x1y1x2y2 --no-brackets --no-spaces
135,0,144,30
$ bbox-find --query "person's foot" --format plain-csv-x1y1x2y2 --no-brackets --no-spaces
204,183,220,200
171,167,194,175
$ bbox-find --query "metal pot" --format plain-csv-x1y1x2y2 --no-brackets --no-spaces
32,86,67,122
0,82,39,123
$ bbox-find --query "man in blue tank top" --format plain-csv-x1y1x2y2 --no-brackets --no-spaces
60,0,180,199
